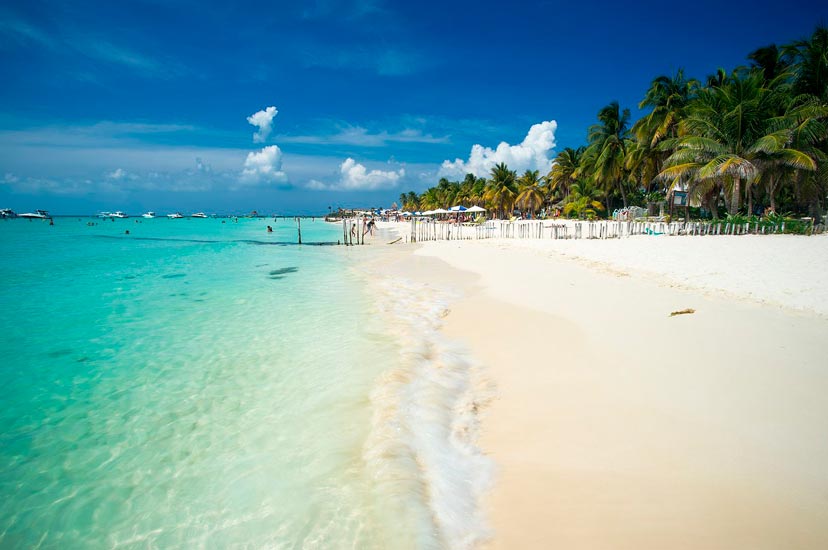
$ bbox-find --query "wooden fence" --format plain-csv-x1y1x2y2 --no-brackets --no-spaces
407,218,826,243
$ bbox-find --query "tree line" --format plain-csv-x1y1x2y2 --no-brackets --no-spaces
400,26,828,222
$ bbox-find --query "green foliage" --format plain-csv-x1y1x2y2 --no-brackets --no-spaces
563,182,605,220
404,27,828,224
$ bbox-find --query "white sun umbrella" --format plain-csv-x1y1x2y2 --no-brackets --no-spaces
421,210,434,215
432,208,450,214
466,205,486,212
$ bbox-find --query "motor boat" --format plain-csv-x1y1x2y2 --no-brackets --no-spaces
0,208,16,218
19,210,50,219
110,211,128,218
167,212,184,219
191,212,208,218
142,212,156,219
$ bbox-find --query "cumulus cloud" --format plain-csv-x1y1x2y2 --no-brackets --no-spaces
240,145,288,185
306,158,405,191
438,121,557,178
247,106,278,143
107,168,126,180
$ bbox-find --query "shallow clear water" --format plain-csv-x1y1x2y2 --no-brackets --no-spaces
0,216,424,548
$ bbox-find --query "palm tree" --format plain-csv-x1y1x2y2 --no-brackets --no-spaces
419,188,440,211
706,67,729,88
586,101,633,209
483,162,518,218
635,69,699,147
515,169,544,217
659,69,816,215
406,191,419,211
626,71,700,214
563,181,605,219
784,25,828,102
399,191,419,212
772,96,828,216
748,44,789,83
546,147,583,202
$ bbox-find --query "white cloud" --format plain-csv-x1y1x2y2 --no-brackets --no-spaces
107,168,126,180
306,158,404,191
195,157,211,173
305,179,329,190
279,126,448,147
240,145,288,185
438,121,557,178
247,106,278,143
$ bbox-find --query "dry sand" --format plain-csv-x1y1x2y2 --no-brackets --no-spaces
372,227,828,549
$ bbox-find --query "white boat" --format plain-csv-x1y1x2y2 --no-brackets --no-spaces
167,212,184,219
110,211,128,218
19,209,50,219
98,211,111,218
0,208,16,218
191,212,208,218
142,212,156,219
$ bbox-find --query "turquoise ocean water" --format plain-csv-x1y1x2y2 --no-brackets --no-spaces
0,216,443,548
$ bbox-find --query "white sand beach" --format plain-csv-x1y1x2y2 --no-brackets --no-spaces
371,225,828,549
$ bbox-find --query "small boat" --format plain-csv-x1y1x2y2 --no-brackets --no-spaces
19,209,50,219
0,208,16,218
98,211,111,218
191,212,208,218
167,212,184,219
110,211,128,218
142,212,156,219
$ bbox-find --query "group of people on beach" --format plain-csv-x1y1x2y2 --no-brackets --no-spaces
349,217,375,238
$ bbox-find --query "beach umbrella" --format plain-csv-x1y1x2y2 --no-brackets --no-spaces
466,205,486,212
449,205,468,212
432,208,450,214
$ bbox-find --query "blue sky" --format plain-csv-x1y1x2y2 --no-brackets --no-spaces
1,0,826,214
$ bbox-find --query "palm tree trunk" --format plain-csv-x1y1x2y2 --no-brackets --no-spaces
768,176,778,213
617,179,628,208
721,182,731,215
730,178,741,216
747,186,754,217
708,191,719,221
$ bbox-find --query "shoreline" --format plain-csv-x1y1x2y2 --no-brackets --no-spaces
368,225,828,548
348,240,496,548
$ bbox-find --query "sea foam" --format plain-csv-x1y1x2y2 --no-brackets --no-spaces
363,275,495,549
